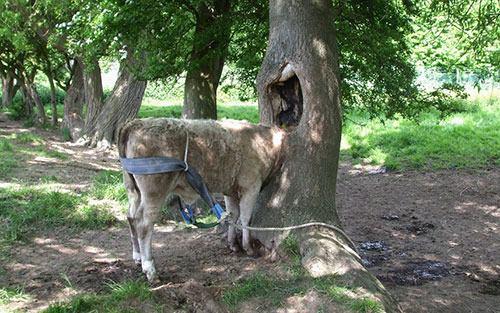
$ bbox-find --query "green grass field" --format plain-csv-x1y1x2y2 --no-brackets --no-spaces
137,96,499,171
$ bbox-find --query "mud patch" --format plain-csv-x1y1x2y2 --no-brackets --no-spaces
78,260,143,291
479,279,500,295
405,221,435,235
381,260,450,286
359,241,388,252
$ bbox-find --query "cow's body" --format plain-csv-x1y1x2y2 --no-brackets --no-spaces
119,118,285,281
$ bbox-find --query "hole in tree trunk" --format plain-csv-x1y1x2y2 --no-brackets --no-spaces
270,75,303,129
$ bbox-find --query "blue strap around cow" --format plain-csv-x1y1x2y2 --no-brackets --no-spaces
120,156,225,221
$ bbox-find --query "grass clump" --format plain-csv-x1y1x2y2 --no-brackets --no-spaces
0,186,117,244
0,287,30,305
0,139,18,178
89,170,127,204
43,280,161,313
222,273,307,309
314,276,384,313
223,236,385,312
11,132,44,144
223,271,385,312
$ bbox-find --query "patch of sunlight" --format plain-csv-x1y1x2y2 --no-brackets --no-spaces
363,147,387,165
0,182,22,189
447,116,465,125
340,137,351,150
358,127,372,137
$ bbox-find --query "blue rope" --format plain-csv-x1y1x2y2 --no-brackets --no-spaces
120,157,225,223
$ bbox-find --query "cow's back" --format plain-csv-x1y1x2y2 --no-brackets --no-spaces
121,118,242,194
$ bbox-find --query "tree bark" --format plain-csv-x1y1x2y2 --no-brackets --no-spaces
47,70,58,127
82,58,104,132
1,72,16,107
253,1,401,311
62,59,85,140
182,0,231,119
83,52,147,148
26,80,46,125
20,83,33,118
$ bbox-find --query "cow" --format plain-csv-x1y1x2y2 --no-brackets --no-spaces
118,118,286,281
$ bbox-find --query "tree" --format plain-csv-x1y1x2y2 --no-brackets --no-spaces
252,0,400,311
411,0,499,84
61,58,85,140
81,49,147,148
182,0,231,119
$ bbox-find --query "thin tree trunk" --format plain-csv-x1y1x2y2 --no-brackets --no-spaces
253,0,401,311
182,0,231,119
1,72,15,107
20,83,33,118
26,81,46,125
84,51,147,148
62,59,85,140
47,71,58,127
83,58,104,132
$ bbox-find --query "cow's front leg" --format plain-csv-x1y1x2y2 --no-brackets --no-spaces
224,195,240,252
239,185,260,256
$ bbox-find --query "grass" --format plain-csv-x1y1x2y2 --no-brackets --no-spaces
222,234,384,312
0,186,118,244
0,138,18,178
0,132,69,178
0,287,30,305
43,280,163,313
89,170,128,204
139,97,499,171
138,103,260,123
342,99,500,170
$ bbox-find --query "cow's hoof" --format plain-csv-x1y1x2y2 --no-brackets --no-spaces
133,252,141,265
245,247,255,257
142,260,157,282
229,243,241,253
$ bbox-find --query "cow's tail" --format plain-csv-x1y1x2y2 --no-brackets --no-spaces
118,122,140,201
118,121,134,158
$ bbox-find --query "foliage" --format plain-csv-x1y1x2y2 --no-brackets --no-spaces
410,0,499,81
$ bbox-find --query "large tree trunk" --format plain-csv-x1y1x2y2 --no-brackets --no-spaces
82,58,104,132
1,72,16,107
62,59,85,140
182,0,231,119
83,52,146,148
253,1,401,311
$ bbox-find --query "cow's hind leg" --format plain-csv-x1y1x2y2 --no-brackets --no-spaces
134,173,179,282
124,172,141,265
224,195,240,252
239,184,261,256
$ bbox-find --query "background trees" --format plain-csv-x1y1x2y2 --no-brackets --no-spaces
0,0,497,139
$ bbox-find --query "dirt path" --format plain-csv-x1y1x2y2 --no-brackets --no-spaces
1,117,499,312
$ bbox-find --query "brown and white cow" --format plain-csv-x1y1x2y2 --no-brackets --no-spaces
118,118,285,281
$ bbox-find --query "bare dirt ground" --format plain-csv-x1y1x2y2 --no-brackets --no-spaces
1,116,499,312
